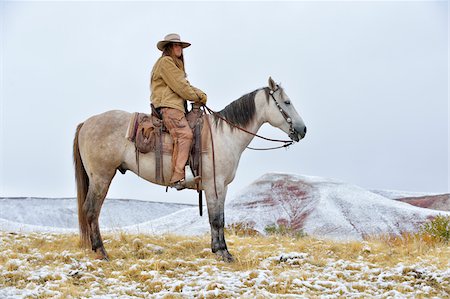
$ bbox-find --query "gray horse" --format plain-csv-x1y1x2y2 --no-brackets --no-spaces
73,77,307,262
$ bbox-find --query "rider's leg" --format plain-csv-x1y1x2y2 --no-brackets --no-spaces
161,108,193,184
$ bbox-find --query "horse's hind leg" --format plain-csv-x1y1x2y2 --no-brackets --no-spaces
83,176,113,260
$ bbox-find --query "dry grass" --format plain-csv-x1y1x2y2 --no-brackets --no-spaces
1,230,449,298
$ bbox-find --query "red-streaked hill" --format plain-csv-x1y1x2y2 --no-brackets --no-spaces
133,173,449,240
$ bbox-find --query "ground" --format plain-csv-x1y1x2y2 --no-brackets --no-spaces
0,231,449,298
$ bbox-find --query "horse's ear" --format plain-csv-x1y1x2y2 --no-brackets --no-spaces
268,76,277,91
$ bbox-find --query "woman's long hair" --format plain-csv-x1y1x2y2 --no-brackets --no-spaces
162,44,186,74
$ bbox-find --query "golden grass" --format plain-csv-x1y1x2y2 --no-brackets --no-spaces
363,232,450,268
1,230,449,298
2,231,449,270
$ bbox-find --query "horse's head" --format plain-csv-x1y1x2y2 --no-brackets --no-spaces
266,77,307,142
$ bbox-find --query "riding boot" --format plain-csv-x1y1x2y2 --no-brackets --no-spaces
161,108,193,190
170,170,185,184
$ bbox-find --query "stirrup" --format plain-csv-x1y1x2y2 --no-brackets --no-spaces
170,176,201,191
184,165,202,188
171,179,186,191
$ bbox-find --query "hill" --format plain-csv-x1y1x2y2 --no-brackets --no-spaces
1,173,448,241
0,197,191,232
395,194,450,211
124,173,449,240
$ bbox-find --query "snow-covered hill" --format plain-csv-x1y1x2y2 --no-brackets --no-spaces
0,197,191,233
224,173,449,240
372,190,450,211
1,174,448,240
395,194,450,211
124,173,449,240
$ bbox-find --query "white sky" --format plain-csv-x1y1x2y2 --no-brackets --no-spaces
0,1,448,204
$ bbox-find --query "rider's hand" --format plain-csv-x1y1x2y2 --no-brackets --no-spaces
199,92,207,105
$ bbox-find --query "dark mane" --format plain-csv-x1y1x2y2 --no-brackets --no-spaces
214,88,269,129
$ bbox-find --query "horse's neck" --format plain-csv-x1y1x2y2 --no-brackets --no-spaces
213,93,268,153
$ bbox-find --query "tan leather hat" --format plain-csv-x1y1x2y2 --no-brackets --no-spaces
157,33,191,51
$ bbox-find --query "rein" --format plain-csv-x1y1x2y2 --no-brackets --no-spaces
200,86,296,199
203,99,294,151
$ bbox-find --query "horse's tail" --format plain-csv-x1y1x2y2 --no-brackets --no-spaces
73,122,90,248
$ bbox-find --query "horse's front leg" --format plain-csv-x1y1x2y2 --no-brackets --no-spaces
205,185,234,262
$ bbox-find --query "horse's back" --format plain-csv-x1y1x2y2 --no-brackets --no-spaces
83,109,131,125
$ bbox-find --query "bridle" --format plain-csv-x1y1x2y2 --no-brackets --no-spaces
201,86,298,200
268,86,298,144
203,86,297,150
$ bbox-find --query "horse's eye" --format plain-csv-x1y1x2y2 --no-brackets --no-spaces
284,99,291,105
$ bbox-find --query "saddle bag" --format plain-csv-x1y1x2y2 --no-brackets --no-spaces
126,110,164,154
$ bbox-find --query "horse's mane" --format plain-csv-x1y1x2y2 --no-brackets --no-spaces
214,87,269,129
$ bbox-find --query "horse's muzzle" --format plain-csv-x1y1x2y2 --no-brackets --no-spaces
290,126,307,142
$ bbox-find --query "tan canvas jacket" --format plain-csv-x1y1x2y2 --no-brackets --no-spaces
150,56,204,112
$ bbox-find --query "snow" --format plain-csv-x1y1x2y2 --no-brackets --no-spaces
371,189,440,199
1,173,450,297
1,231,449,298
225,173,449,240
0,197,192,233
1,173,448,240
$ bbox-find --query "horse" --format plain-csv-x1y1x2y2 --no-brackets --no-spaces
73,77,307,262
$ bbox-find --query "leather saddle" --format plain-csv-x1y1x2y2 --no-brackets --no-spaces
126,105,206,186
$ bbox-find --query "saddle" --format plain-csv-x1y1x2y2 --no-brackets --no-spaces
126,105,206,188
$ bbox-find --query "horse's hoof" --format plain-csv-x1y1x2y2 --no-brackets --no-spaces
94,248,109,261
215,250,234,263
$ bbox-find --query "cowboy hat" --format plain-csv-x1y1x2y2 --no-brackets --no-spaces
157,33,191,51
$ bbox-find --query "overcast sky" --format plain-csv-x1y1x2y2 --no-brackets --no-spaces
1,1,448,204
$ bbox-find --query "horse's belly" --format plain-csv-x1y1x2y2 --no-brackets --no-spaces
123,150,173,185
